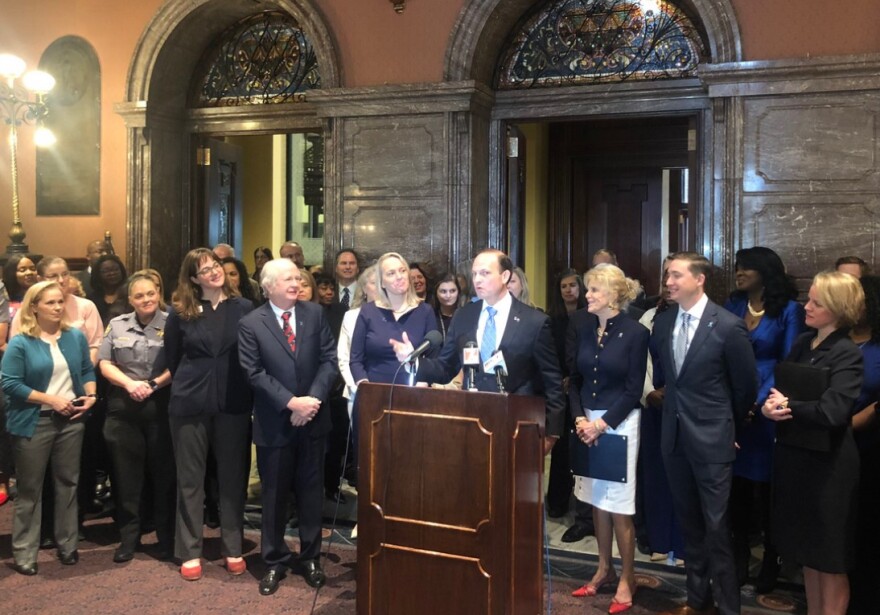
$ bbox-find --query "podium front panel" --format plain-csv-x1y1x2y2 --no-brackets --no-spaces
356,384,545,615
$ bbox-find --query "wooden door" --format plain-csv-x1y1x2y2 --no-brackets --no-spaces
548,117,692,301
194,138,243,251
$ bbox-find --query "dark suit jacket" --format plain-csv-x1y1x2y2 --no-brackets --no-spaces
238,300,338,448
164,297,253,417
650,298,757,463
417,296,566,437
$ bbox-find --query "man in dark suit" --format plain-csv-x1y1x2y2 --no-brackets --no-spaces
76,239,109,297
238,258,338,596
651,252,757,615
394,249,565,452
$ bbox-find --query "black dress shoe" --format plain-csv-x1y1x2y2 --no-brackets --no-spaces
113,546,135,563
39,536,56,550
13,562,38,576
300,559,326,588
58,550,79,565
260,568,285,596
561,522,594,543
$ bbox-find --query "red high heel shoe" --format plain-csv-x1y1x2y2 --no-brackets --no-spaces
609,597,633,614
571,572,619,597
0,483,8,507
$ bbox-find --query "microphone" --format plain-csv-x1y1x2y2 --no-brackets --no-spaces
404,330,443,363
484,350,508,394
462,341,479,391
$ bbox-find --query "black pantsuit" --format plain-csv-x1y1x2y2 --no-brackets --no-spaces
103,388,175,552
164,296,254,562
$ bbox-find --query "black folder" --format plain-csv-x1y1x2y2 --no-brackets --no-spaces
773,361,832,452
569,431,628,483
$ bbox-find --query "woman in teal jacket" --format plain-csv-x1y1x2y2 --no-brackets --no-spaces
1,281,96,575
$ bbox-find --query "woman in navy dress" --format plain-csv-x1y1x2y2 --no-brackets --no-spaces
568,264,649,613
350,252,437,386
724,246,805,591
763,271,863,615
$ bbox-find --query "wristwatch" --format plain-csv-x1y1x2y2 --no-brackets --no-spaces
148,379,159,390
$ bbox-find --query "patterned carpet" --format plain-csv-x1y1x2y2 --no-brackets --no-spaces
0,503,806,614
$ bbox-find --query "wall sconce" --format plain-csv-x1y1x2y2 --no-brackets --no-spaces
0,53,56,256
389,0,405,14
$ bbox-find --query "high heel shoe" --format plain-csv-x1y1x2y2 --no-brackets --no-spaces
609,597,633,614
572,572,619,597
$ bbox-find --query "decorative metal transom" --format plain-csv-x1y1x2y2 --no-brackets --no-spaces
195,11,321,107
497,0,706,89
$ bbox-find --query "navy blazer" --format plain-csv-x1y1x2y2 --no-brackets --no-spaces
238,300,338,447
417,296,566,437
164,297,253,417
650,298,758,463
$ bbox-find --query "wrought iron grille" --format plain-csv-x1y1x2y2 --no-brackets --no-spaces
497,0,705,89
195,11,321,107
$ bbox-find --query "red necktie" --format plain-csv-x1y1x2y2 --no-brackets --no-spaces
281,311,296,352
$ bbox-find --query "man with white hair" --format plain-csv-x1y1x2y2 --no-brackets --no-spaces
238,259,338,595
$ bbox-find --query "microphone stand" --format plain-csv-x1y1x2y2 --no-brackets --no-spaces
494,366,506,395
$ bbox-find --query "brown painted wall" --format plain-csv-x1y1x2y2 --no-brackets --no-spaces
0,0,878,262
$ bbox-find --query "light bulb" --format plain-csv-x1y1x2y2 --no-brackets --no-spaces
0,53,26,81
22,70,55,95
34,126,56,148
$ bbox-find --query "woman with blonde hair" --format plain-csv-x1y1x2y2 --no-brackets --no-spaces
2,281,97,575
508,266,535,308
763,271,864,615
164,247,254,581
350,252,437,386
568,264,648,613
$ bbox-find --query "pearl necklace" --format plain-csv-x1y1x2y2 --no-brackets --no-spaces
747,301,765,318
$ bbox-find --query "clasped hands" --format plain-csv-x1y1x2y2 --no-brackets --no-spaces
288,395,321,426
575,417,606,446
45,393,96,419
125,380,155,402
761,387,792,422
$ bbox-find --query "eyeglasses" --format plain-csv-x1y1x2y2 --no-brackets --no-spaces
196,262,222,277
43,271,70,281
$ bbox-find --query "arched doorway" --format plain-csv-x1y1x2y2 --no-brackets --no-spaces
445,0,743,300
117,0,340,286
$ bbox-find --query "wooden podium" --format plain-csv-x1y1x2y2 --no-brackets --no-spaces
356,383,545,615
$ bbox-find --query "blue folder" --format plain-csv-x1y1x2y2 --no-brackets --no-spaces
569,431,628,483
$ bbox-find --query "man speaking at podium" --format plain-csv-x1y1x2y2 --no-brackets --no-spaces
392,249,565,453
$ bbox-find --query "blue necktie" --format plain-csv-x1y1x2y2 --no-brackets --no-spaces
481,306,497,365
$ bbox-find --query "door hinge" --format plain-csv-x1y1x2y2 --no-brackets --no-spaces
196,146,211,166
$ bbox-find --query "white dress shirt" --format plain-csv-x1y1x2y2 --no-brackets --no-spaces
268,301,297,336
672,292,708,351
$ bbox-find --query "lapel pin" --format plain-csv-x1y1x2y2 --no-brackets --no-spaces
618,332,623,338
708,321,716,329
513,316,520,322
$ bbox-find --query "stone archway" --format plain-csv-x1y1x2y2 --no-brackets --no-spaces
116,0,340,285
444,0,742,83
